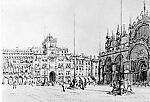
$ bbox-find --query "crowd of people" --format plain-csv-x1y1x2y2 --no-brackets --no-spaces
110,78,150,95
2,75,150,94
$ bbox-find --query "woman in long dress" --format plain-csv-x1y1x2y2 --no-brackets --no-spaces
147,68,150,86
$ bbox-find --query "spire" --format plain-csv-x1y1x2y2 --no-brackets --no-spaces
144,0,146,14
116,25,120,35
112,30,114,36
106,29,109,39
107,29,109,36
123,24,126,36
111,30,115,40
48,33,52,41
128,17,133,31
116,25,120,39
140,0,148,17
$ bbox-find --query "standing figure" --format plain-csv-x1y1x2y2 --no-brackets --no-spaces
13,80,16,89
147,68,150,86
62,82,65,92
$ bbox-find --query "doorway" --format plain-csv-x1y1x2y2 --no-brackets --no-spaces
49,71,56,82
137,60,148,83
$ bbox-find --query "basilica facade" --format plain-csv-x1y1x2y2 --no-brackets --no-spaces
99,5,150,85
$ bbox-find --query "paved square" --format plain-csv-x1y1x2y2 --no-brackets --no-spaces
2,85,150,102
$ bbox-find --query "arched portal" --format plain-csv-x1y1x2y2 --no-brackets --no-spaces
103,57,112,84
14,76,18,85
114,54,124,81
49,71,56,82
129,43,149,84
9,76,13,85
137,59,148,83
18,76,23,85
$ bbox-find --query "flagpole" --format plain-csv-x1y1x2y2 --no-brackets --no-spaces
73,13,76,80
120,0,122,36
44,25,46,40
99,32,101,56
98,32,101,84
118,0,123,95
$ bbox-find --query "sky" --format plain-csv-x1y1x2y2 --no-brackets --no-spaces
1,0,150,56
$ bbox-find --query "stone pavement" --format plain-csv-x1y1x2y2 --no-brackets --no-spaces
2,85,150,102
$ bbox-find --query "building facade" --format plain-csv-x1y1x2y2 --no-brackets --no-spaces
2,48,34,85
41,34,99,84
2,34,99,86
32,47,48,85
99,5,150,85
